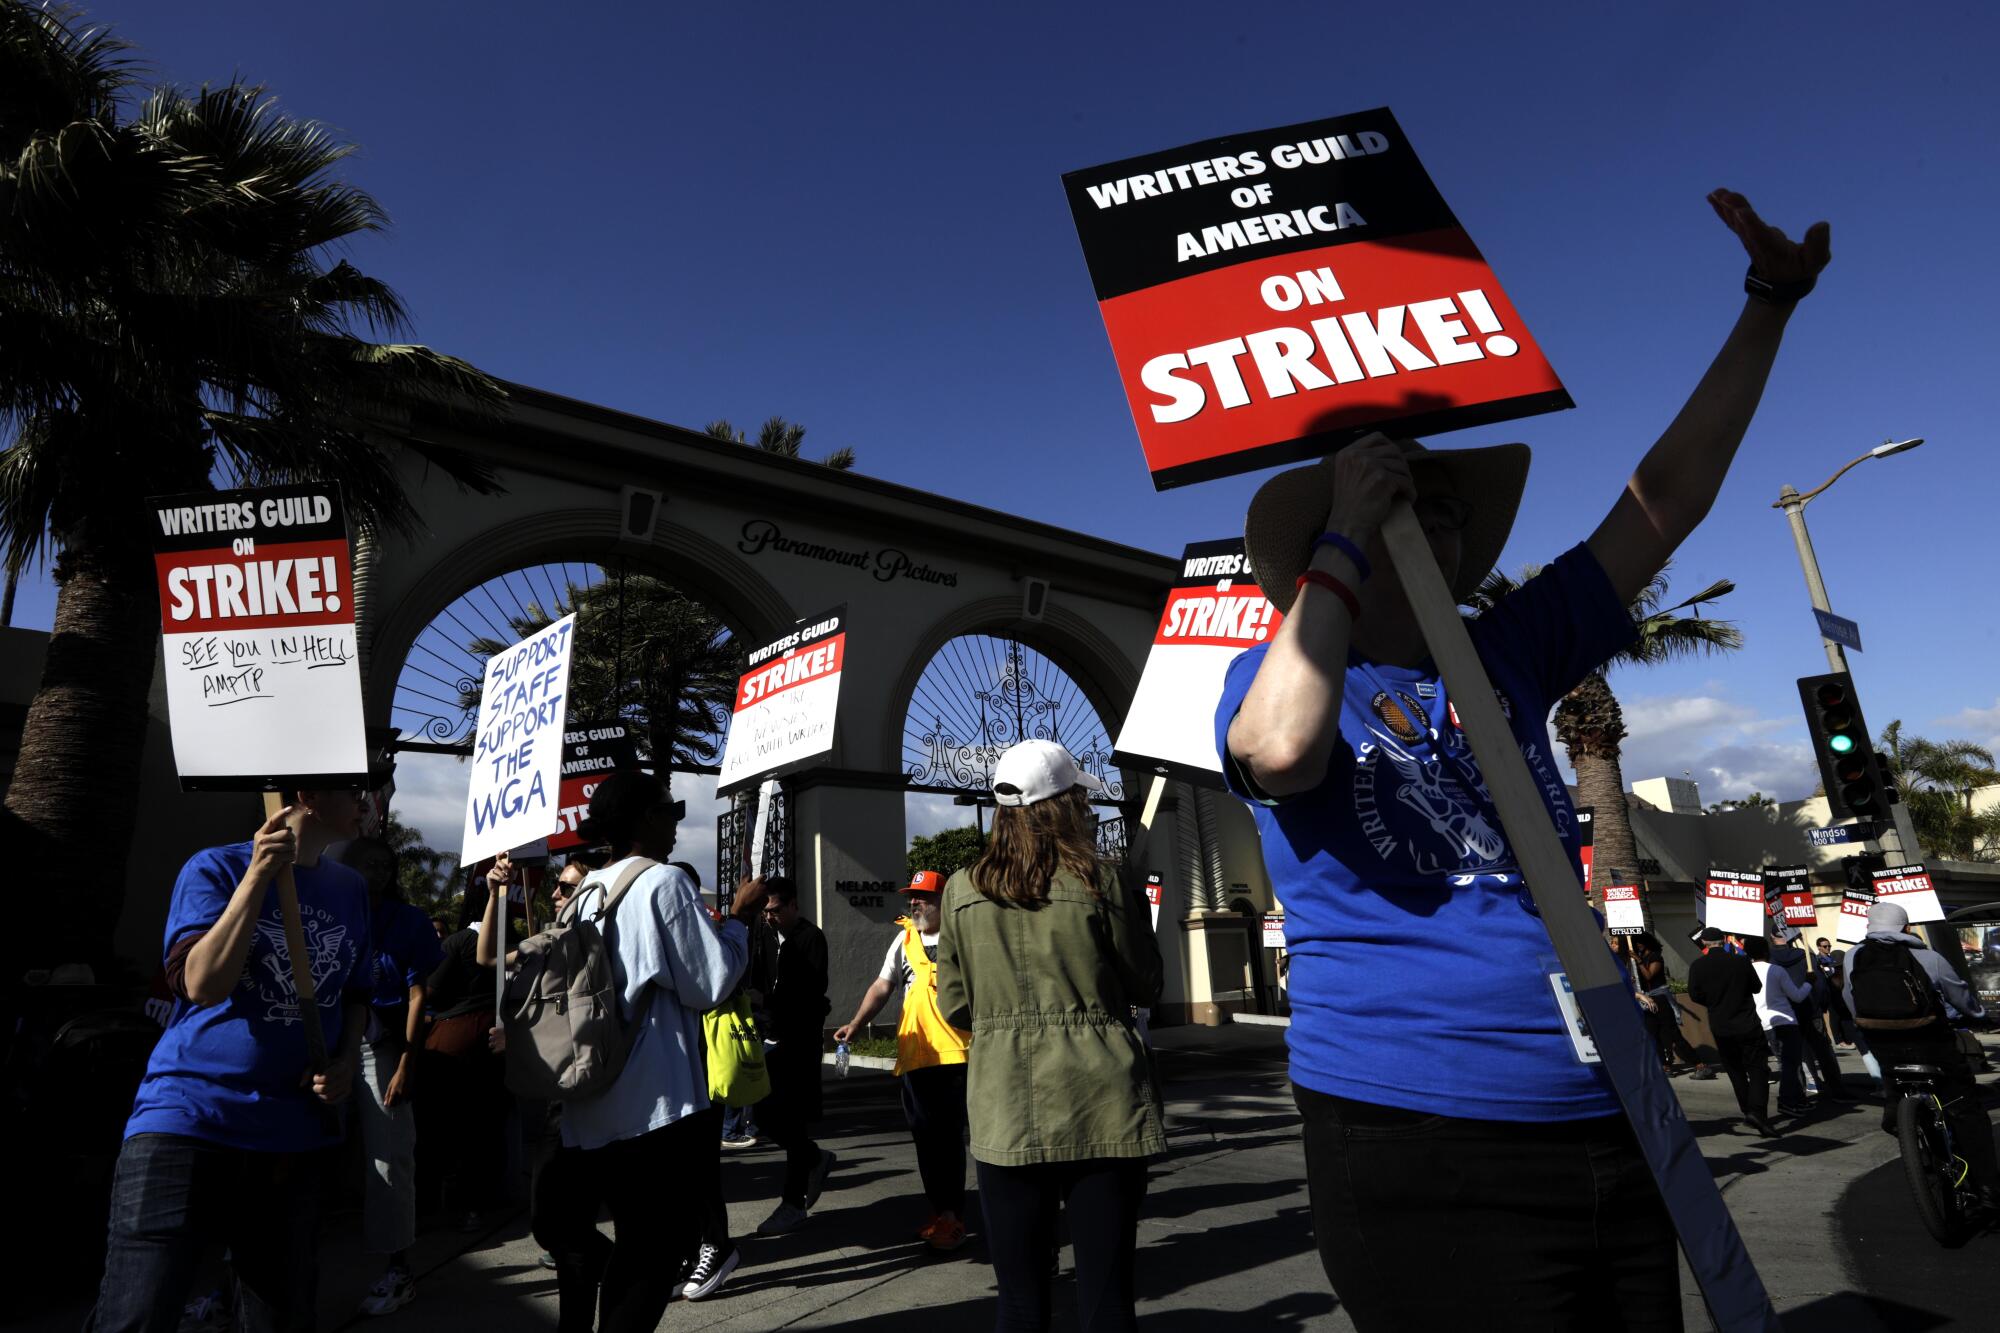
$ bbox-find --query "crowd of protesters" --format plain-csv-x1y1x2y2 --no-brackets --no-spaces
83,736,1166,1333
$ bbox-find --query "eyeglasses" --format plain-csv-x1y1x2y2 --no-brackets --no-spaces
1413,495,1473,534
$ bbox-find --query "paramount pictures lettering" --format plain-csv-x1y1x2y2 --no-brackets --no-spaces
738,520,959,588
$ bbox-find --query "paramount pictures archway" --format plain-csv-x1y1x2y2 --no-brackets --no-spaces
356,385,1243,1014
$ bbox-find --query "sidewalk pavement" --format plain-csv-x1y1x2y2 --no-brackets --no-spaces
34,1026,1999,1331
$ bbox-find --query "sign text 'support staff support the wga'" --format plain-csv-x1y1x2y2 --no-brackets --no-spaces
1063,108,1570,489
149,483,368,789
462,615,577,865
717,606,848,797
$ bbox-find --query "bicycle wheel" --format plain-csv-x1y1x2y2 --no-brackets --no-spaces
1896,1093,1965,1244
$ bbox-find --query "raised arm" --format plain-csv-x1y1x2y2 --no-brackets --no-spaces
1587,190,1831,604
1227,436,1414,797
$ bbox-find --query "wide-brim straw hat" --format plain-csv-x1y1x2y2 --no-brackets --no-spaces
1246,438,1531,614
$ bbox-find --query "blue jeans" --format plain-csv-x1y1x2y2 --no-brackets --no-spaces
89,1134,322,1333
721,1103,759,1139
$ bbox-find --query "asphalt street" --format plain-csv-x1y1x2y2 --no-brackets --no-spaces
26,1024,1999,1331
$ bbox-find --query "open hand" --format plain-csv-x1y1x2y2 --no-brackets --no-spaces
1708,189,1830,287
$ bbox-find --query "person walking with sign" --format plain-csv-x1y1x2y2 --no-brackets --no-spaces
834,870,975,1250
1689,931,1778,1138
748,877,839,1236
1743,937,1813,1118
936,741,1165,1333
1217,190,1828,1326
547,772,762,1332
90,791,373,1333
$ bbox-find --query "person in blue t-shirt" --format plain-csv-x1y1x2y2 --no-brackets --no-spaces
91,789,373,1333
334,835,446,1318
1217,189,1828,1331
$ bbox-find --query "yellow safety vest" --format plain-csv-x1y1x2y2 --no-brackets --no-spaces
895,917,971,1075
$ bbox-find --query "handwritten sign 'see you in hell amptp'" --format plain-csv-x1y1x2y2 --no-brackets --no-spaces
149,484,368,788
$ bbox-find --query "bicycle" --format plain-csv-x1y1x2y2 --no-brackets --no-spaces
1886,1061,1979,1245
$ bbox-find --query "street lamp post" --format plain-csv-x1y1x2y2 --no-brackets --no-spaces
1773,438,1926,869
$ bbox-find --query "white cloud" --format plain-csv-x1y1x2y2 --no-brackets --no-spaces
906,791,979,840
1596,691,1818,804
1934,696,2000,753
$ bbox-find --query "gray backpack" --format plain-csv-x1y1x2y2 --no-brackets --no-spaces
499,858,655,1100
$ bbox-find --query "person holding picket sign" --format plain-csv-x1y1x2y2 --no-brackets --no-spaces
91,791,373,1333
1219,190,1829,1330
548,771,763,1333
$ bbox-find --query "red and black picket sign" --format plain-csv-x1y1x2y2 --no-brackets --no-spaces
1063,108,1570,489
548,724,640,852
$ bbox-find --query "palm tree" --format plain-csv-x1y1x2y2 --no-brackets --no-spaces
1469,566,1741,903
703,415,856,470
1877,721,2000,862
459,572,743,791
0,6,504,959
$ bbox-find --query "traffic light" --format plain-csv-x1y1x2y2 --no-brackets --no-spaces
1797,671,1886,821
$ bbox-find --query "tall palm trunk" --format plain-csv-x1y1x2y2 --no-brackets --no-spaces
1553,671,1639,910
3,515,165,966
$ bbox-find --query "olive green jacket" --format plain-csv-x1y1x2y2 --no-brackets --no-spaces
936,862,1167,1165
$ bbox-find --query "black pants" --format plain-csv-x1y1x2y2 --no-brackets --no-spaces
1798,1005,1844,1092
1866,1025,2000,1188
579,1115,710,1333
89,1134,323,1333
1769,1025,1806,1106
1643,998,1697,1068
761,1046,823,1208
1293,1085,1680,1333
975,1156,1147,1333
1714,1030,1770,1121
903,1064,969,1216
689,1104,730,1247
532,1142,609,1333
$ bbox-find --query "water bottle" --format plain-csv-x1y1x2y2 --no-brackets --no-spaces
835,1041,850,1078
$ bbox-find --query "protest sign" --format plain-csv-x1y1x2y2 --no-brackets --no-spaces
1837,887,1875,944
1704,869,1768,938
1143,873,1163,930
1114,539,1281,786
718,607,846,797
548,724,640,852
149,483,368,789
1576,807,1594,891
1262,913,1287,949
1604,883,1646,935
461,616,577,865
1063,108,1570,489
1764,865,1817,931
1871,863,1944,924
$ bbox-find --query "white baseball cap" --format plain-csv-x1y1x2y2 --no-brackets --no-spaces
992,740,1104,807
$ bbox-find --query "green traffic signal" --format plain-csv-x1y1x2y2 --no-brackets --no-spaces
1828,734,1855,753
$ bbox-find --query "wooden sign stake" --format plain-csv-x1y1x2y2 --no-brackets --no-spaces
261,790,329,1073
1380,503,1778,1333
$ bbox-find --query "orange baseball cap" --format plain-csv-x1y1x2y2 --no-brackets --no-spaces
906,870,945,894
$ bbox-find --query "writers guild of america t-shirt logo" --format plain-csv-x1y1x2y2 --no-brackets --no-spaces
1352,713,1508,877
245,904,351,1026
1369,691,1429,745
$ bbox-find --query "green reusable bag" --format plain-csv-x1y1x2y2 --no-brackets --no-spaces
703,995,771,1107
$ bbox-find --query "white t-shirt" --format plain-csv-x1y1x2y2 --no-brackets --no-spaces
878,929,940,992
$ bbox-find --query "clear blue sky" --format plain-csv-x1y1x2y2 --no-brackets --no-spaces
16,2,2000,816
